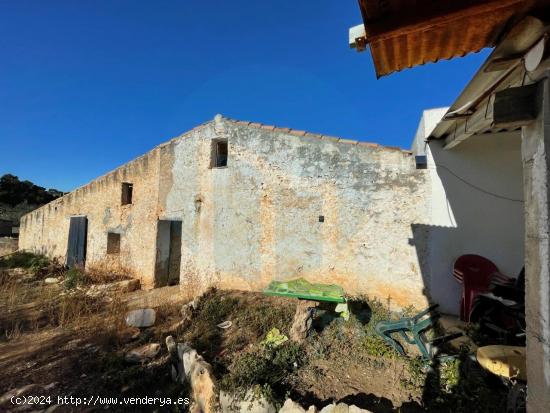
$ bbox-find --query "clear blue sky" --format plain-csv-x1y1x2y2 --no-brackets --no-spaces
0,1,490,192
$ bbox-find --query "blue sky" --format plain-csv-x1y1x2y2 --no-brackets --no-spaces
0,1,490,191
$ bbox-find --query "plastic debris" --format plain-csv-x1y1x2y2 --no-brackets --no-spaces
262,328,289,347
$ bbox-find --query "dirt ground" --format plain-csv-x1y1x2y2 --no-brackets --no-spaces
0,264,187,413
0,258,509,413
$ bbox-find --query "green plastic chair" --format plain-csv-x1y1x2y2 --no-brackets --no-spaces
375,304,462,360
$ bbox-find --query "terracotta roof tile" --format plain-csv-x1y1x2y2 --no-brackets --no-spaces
221,116,407,152
338,138,358,145
357,142,379,148
274,127,291,133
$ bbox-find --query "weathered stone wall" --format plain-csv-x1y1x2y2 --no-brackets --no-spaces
20,116,431,307
18,137,173,287
166,116,431,308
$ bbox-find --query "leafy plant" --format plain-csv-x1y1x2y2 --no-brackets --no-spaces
64,267,83,289
0,251,49,270
440,359,461,391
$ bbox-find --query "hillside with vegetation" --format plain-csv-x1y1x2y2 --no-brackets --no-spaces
0,174,63,223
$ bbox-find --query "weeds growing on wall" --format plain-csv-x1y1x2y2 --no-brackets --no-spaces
84,260,133,284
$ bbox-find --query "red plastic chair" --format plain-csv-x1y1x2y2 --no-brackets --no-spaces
453,255,498,322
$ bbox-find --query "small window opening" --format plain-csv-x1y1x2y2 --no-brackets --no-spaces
211,140,228,168
107,232,121,254
415,155,428,170
121,182,133,205
319,215,325,223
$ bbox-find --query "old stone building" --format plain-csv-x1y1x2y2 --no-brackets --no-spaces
19,115,431,308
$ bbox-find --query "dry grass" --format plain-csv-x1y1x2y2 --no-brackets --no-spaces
83,260,134,284
0,263,130,341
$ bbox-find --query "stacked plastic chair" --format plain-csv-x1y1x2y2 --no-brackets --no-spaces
453,254,511,322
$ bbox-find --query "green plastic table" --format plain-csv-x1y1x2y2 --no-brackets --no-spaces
263,278,346,303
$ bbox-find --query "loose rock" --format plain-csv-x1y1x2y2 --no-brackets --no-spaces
165,335,177,356
220,390,277,413
278,399,307,413
317,403,371,413
125,308,156,328
181,298,198,323
125,343,160,363
178,343,216,413
290,300,317,342
44,277,60,284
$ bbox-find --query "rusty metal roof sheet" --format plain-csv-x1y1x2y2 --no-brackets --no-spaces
357,0,539,77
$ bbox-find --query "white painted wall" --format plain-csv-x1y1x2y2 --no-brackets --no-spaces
412,109,525,314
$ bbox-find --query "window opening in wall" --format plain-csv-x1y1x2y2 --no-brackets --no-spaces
121,182,133,205
107,232,121,254
211,140,228,168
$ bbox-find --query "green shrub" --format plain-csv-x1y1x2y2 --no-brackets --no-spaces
0,251,49,270
403,356,428,389
220,342,305,405
64,267,83,289
29,255,51,274
440,359,461,391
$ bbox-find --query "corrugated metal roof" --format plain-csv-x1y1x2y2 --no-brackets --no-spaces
357,0,538,77
428,16,547,143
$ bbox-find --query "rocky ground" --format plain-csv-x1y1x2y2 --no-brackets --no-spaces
0,253,508,413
